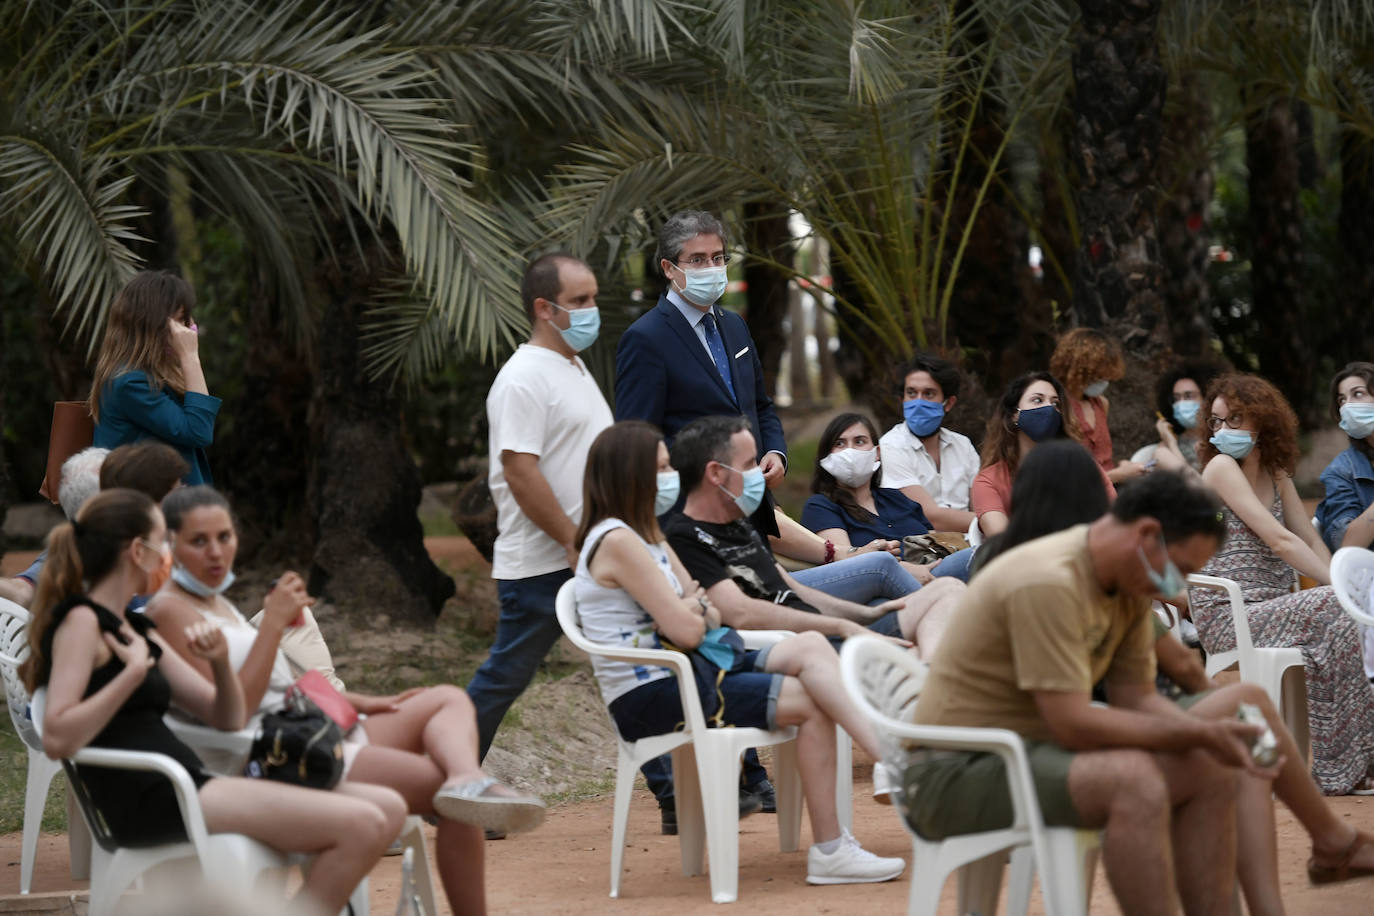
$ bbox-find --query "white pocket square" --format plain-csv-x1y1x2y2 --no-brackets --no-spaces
734,347,749,358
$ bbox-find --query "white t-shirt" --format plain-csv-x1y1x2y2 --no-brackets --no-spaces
487,344,613,579
575,517,679,705
878,422,979,511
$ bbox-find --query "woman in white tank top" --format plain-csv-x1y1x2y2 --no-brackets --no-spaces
146,485,546,915
574,419,907,887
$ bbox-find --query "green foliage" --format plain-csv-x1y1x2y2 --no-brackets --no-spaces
0,716,68,834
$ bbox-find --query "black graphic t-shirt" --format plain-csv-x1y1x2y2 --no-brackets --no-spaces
663,514,817,613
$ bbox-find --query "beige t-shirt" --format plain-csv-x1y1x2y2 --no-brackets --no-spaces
914,525,1156,743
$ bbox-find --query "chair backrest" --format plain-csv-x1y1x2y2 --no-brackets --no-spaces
838,635,1045,839
1332,547,1374,628
554,578,708,738
30,687,121,853
0,598,40,748
1186,573,1254,655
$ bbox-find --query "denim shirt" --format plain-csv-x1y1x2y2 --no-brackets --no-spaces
1316,444,1374,550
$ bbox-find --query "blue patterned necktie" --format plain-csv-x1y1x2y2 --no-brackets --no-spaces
701,312,736,402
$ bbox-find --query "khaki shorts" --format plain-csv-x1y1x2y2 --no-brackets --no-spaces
900,740,1082,840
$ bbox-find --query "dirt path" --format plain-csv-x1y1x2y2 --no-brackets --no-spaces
5,770,1374,914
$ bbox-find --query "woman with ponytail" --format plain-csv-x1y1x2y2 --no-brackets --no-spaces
148,485,546,916
23,488,406,914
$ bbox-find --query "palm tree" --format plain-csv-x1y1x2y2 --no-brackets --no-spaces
541,0,1074,420
0,0,533,622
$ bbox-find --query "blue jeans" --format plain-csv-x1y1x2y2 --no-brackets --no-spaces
467,569,572,761
791,551,921,603
931,547,976,582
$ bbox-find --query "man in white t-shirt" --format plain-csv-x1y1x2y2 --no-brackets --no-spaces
878,353,979,532
467,253,613,767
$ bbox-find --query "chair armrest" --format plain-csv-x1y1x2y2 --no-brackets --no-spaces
70,747,213,850
165,715,255,755
738,630,792,650
1187,573,1253,653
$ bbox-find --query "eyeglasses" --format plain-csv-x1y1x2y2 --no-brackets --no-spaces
675,255,730,269
1206,413,1245,432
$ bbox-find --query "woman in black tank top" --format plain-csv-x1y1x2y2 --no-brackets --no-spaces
21,488,407,913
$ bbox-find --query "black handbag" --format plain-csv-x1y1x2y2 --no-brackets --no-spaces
244,690,344,789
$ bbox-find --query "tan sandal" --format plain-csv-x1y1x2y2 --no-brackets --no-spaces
1308,830,1374,885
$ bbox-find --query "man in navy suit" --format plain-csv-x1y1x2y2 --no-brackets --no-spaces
615,210,787,537
615,210,784,831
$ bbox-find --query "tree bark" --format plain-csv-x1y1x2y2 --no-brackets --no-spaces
1158,71,1215,358
742,202,792,400
306,223,455,625
1245,95,1313,416
941,0,1042,394
1338,117,1374,361
1070,0,1170,453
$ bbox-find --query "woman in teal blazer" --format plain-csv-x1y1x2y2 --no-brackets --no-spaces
89,271,220,485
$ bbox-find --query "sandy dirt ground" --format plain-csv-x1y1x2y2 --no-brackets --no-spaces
5,759,1374,914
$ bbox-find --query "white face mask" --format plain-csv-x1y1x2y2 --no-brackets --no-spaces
819,447,879,488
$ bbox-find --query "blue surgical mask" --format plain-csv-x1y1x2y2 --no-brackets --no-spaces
1016,404,1062,442
1138,542,1186,600
1209,429,1254,460
1083,379,1109,398
548,302,600,352
1172,400,1201,430
718,464,766,516
171,563,236,598
903,398,945,438
655,470,681,515
1340,403,1374,441
677,265,729,307
697,627,738,669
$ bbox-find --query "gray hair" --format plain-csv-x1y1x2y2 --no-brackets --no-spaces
58,447,111,520
656,210,729,269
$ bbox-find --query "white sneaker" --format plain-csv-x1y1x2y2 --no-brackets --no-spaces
806,830,906,885
873,761,896,806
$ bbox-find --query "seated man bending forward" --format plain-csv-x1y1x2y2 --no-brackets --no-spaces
906,472,1278,916
664,414,964,659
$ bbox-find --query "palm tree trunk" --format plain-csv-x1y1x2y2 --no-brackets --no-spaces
742,202,792,399
942,0,1041,393
1069,0,1170,455
1158,71,1215,357
306,223,455,625
1068,0,1169,356
1339,118,1374,360
1245,95,1313,415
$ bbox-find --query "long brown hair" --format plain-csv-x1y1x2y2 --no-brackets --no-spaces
1197,373,1300,476
979,371,1082,478
575,421,665,549
89,272,196,421
21,488,157,691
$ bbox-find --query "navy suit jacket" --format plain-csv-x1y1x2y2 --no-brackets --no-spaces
615,295,786,460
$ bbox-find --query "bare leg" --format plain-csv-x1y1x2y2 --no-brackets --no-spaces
198,777,405,914
1066,747,1237,916
895,578,964,659
772,677,841,844
355,685,485,786
762,631,882,759
348,739,485,915
1188,684,1374,891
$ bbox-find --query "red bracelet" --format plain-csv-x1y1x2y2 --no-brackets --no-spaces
824,540,836,564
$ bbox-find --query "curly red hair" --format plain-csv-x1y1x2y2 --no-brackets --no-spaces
1049,328,1125,397
1196,373,1300,476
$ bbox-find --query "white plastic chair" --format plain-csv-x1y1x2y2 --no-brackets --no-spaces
838,636,1101,916
31,689,368,916
166,715,437,916
1187,573,1310,763
1330,547,1374,679
555,580,802,904
0,597,91,893
737,628,853,832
